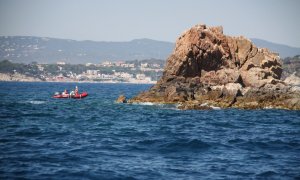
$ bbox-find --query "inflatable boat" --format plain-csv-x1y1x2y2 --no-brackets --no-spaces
53,92,88,99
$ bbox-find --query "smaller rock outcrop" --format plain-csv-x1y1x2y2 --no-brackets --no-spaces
116,95,127,103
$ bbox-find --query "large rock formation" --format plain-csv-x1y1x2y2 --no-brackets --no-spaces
127,24,300,110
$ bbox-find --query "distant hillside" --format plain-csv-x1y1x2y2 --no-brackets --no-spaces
1,36,299,64
281,55,300,79
0,36,174,64
251,38,300,58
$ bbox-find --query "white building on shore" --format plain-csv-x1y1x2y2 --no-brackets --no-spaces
56,61,66,65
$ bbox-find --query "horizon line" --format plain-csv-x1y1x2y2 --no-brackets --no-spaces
1,35,300,49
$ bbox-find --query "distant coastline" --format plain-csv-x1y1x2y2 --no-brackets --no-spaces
0,60,163,85
0,73,156,84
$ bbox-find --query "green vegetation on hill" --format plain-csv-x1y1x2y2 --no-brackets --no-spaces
0,60,39,76
0,59,164,81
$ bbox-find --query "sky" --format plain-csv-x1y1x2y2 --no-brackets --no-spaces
0,0,300,47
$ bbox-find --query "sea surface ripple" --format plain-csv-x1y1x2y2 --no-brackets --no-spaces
0,82,299,179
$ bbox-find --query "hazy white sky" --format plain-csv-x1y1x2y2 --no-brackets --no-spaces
0,0,299,47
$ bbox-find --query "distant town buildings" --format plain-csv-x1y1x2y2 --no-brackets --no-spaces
85,63,93,66
86,70,99,75
141,63,148,68
101,61,114,67
56,61,66,65
0,59,164,83
37,64,44,71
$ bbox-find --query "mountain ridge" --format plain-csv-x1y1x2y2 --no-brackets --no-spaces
251,38,300,58
1,36,299,64
0,36,174,64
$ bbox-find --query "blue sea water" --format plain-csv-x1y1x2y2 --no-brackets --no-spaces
0,82,299,179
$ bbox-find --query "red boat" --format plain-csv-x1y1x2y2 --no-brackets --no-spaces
53,92,88,99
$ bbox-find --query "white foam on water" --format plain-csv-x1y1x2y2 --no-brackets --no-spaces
210,106,221,110
132,102,179,111
164,107,181,111
27,100,46,105
200,103,208,107
200,103,221,110
134,102,221,111
133,102,156,106
264,106,274,109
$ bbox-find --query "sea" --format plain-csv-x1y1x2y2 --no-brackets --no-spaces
0,82,299,179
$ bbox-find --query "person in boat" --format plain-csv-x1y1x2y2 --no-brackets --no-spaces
70,91,75,96
62,89,68,95
68,86,78,97
75,86,79,96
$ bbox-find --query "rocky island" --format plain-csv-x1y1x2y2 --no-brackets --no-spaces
120,24,300,110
